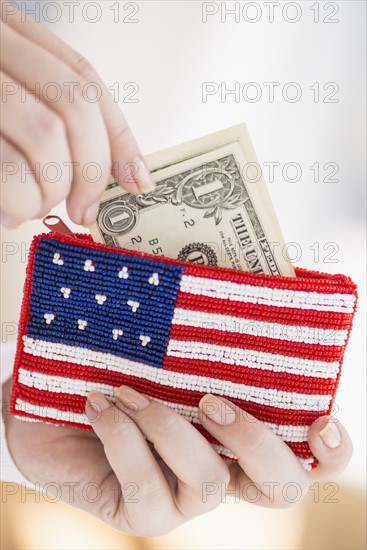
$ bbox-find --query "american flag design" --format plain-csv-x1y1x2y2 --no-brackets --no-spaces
11,233,358,470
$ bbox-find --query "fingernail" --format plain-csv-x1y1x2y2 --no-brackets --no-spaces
86,391,111,412
82,200,100,227
319,419,341,449
134,157,155,194
199,394,236,425
116,385,150,410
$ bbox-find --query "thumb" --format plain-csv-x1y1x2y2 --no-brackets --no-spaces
308,415,353,479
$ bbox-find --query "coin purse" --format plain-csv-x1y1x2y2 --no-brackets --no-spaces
10,229,358,470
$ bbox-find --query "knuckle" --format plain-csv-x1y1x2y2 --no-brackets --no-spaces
106,410,135,437
139,474,162,497
244,427,269,457
111,123,138,157
153,409,184,437
113,123,132,144
71,52,96,82
68,84,90,112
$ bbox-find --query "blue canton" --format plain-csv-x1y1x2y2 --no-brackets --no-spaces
26,238,184,368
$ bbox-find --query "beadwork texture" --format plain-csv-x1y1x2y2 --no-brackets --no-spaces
10,233,358,470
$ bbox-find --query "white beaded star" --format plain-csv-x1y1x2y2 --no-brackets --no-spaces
118,266,129,279
60,287,71,298
84,260,95,272
95,294,107,305
44,313,55,324
112,328,123,340
139,335,151,347
127,300,140,312
77,319,87,330
148,273,160,286
52,253,64,266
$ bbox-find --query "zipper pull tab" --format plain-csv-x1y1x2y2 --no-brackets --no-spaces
43,215,76,238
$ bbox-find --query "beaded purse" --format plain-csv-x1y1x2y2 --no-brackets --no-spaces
10,229,358,470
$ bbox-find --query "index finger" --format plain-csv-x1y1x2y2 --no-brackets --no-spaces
1,3,155,196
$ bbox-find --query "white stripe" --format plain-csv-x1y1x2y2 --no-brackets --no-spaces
18,367,117,399
180,275,355,314
15,398,89,425
167,340,340,379
17,368,310,443
172,308,347,346
21,338,332,412
14,399,314,470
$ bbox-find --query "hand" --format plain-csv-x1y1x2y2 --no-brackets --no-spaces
3,380,353,536
0,2,154,229
3,379,230,536
198,393,353,507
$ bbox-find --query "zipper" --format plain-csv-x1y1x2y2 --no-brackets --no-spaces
42,215,76,238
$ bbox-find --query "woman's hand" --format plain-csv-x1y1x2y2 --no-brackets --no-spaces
3,380,230,536
0,2,154,228
198,393,353,507
3,380,353,536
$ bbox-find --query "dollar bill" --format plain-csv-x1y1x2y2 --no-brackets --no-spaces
89,124,295,277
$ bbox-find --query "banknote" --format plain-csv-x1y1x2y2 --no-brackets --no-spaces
89,124,295,277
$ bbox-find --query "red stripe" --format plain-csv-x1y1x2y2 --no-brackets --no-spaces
175,291,353,330
162,355,337,395
12,366,329,426
168,325,344,362
15,384,87,413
